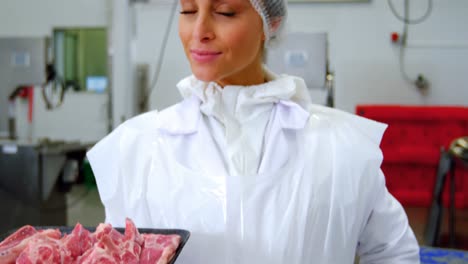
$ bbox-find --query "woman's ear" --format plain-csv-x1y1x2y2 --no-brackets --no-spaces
270,17,282,34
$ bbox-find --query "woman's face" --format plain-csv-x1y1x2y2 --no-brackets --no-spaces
178,0,265,86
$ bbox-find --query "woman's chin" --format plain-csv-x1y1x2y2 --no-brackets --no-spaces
191,68,219,83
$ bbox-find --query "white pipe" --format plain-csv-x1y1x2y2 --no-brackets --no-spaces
406,40,468,49
110,0,135,128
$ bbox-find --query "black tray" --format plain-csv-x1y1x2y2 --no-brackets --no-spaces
1,226,190,264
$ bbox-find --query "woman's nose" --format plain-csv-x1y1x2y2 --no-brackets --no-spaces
193,13,215,42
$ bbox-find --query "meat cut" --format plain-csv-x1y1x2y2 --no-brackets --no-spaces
139,234,181,264
0,219,182,264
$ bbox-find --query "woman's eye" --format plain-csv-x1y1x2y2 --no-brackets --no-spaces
217,12,235,17
180,10,196,15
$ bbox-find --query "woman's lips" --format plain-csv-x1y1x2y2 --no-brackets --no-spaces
190,49,222,63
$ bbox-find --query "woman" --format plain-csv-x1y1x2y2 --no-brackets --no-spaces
88,0,420,263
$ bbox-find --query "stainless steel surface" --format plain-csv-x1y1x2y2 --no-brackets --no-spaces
0,183,66,235
0,37,47,136
0,143,40,203
0,140,91,234
0,142,63,203
42,153,67,201
0,140,92,202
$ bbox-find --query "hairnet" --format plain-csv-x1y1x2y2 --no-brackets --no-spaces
248,0,287,45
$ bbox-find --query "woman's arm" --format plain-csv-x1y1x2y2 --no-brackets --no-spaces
357,170,420,263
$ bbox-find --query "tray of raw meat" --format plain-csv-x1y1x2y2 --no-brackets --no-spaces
0,218,190,264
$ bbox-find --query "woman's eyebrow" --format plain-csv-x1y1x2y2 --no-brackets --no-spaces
212,0,230,6
214,0,246,5
180,0,195,5
213,0,249,8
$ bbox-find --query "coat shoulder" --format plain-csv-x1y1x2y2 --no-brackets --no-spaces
305,104,387,146
120,109,160,133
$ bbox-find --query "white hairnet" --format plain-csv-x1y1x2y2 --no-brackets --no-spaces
249,0,287,45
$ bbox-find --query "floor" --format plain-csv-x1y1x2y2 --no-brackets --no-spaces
67,184,468,251
405,206,468,250
66,184,105,227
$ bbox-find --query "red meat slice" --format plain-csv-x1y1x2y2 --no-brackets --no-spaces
79,219,142,264
61,223,96,261
94,223,124,245
0,218,183,264
121,218,143,263
78,235,121,264
124,218,143,247
16,235,65,264
0,226,37,249
139,234,181,264
0,227,61,264
78,248,116,264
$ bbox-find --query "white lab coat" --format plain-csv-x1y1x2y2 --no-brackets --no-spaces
87,71,420,264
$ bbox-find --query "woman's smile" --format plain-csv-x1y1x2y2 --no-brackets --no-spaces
190,49,223,63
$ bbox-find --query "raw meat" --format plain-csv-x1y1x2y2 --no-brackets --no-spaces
78,235,121,264
16,234,65,264
0,227,61,264
0,218,182,264
140,234,181,264
80,219,142,264
0,226,37,249
61,223,96,261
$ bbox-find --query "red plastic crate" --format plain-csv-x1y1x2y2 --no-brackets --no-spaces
356,105,468,208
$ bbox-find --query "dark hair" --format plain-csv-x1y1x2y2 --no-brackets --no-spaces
264,0,286,19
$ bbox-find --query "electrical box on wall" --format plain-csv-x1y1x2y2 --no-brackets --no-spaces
0,37,47,137
266,32,327,89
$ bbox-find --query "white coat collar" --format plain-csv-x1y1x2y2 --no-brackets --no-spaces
156,95,201,135
158,68,311,135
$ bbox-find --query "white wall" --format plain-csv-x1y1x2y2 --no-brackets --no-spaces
132,2,191,111
15,88,108,143
0,0,109,36
287,0,468,112
135,0,468,113
0,0,111,142
2,0,467,142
